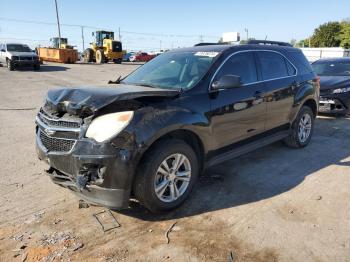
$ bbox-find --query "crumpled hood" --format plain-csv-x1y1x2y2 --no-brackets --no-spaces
45,85,180,116
319,76,350,90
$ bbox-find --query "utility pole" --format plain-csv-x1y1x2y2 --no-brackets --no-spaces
54,0,61,48
81,26,85,51
118,27,121,41
244,28,249,41
199,35,204,43
159,40,162,51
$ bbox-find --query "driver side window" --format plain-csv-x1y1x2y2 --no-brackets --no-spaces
214,52,258,85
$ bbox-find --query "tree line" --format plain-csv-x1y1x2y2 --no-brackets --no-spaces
296,20,350,48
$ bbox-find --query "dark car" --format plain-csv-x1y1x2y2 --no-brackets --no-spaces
312,58,350,115
35,41,319,212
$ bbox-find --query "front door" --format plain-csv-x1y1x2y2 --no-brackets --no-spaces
209,51,267,151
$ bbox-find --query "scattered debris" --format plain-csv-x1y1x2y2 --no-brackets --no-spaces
227,250,235,262
53,218,62,225
165,221,177,244
316,195,322,200
149,229,153,233
21,252,28,262
12,234,24,242
40,232,74,246
79,199,90,209
72,242,84,251
289,209,295,214
93,210,121,232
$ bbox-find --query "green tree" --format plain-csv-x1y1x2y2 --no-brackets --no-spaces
338,22,350,49
310,22,342,47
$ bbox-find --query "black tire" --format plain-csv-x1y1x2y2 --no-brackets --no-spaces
33,63,40,71
83,48,93,63
95,49,105,64
284,106,314,148
133,139,199,212
7,59,14,71
113,58,122,64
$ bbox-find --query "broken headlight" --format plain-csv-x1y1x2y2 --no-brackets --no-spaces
86,111,134,142
333,87,350,94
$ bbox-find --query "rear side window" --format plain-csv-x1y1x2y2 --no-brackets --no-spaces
214,52,258,85
257,51,294,80
288,51,313,75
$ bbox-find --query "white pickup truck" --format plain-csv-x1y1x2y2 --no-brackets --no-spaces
0,43,40,71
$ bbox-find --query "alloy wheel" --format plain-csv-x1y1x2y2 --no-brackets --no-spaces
298,113,312,143
154,153,191,203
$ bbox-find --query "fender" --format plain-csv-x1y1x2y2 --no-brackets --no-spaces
290,79,319,122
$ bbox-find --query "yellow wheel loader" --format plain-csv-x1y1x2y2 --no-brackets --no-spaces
83,31,123,64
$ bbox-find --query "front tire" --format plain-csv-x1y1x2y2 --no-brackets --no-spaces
284,106,314,148
7,59,14,71
33,63,40,71
95,49,105,64
133,139,199,212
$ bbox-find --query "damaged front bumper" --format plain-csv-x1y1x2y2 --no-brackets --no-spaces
319,93,350,114
35,111,137,209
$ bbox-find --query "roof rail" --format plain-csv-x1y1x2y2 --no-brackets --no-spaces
194,42,229,47
247,40,292,47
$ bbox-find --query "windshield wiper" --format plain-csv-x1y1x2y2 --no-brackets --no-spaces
108,75,122,84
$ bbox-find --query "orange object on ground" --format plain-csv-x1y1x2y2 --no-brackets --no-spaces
37,47,78,64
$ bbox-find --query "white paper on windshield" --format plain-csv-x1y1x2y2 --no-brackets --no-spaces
194,52,219,57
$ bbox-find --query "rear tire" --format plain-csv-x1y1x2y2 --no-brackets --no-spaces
284,106,314,148
83,48,93,63
133,139,198,212
95,49,105,64
7,59,14,71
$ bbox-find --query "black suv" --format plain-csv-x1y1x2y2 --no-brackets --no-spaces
36,41,319,212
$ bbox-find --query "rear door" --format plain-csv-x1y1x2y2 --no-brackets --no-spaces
209,51,267,150
256,51,297,130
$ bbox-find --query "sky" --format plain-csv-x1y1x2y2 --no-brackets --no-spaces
1,0,350,52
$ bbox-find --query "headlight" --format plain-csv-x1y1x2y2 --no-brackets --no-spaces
333,87,350,94
86,111,134,142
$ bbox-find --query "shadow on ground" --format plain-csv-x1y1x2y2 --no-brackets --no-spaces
118,116,350,221
0,64,70,72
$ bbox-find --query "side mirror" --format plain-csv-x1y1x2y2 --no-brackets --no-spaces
0,49,5,52
92,32,95,36
211,75,242,90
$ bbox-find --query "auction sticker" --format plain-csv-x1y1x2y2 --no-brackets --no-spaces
194,52,219,57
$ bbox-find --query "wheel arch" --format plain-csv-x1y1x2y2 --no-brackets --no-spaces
302,98,317,118
137,129,205,174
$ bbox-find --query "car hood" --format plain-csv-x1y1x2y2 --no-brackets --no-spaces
44,85,180,117
319,76,350,90
8,51,36,57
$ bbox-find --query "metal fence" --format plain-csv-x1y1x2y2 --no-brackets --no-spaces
301,48,350,62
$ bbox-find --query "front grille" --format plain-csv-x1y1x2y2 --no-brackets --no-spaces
40,131,75,152
38,109,80,129
320,89,333,96
19,56,33,61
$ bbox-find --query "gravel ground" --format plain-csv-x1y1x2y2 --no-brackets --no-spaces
0,62,349,262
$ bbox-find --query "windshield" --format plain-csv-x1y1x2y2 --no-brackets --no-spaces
6,44,32,52
312,61,350,76
122,51,219,90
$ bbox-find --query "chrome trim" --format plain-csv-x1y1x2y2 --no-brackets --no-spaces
36,115,81,133
38,129,77,154
208,49,298,91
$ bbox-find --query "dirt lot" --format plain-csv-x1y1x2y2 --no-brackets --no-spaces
0,62,349,262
